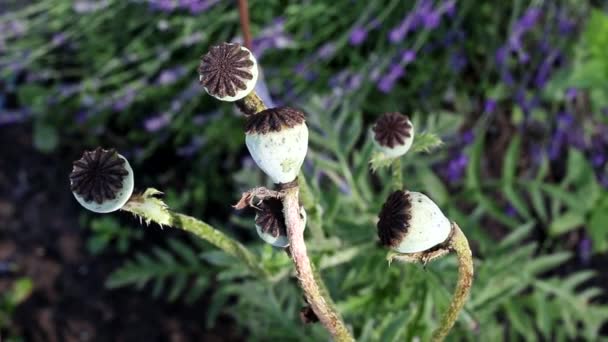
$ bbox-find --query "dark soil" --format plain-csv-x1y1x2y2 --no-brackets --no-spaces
0,125,242,342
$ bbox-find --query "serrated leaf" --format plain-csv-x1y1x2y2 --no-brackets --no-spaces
411,132,443,153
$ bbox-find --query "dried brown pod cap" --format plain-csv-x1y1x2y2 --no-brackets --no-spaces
70,147,128,204
377,190,451,253
372,112,414,158
69,147,135,213
255,198,287,238
245,107,306,135
198,42,258,101
377,190,412,249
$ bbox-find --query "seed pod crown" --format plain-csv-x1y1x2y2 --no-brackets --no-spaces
198,42,259,101
377,190,451,253
372,112,414,158
245,107,306,134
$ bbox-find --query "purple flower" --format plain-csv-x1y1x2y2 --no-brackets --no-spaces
112,89,136,112
377,64,404,93
422,11,441,29
52,33,67,46
73,0,109,13
505,204,517,217
349,26,368,46
578,236,592,265
401,50,416,64
317,43,336,60
449,51,467,72
461,130,475,144
157,67,186,85
445,153,469,183
483,99,497,113
144,113,171,132
438,0,456,17
565,87,578,102
515,8,541,33
177,137,204,157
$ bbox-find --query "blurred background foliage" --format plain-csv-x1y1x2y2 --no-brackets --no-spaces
1,0,608,341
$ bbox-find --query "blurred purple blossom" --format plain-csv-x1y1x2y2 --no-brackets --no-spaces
177,136,205,157
401,50,416,64
144,113,171,132
349,26,368,46
0,110,31,126
445,153,469,183
73,0,110,13
377,64,404,93
317,43,336,60
578,236,592,265
484,98,497,113
112,90,136,112
157,67,187,85
52,33,68,46
250,17,294,58
565,87,578,102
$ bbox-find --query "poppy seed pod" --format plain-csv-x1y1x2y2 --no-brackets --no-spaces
377,190,450,253
198,42,259,102
255,198,306,248
69,147,134,213
245,107,308,184
372,112,414,158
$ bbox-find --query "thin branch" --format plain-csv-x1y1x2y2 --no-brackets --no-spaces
237,0,252,49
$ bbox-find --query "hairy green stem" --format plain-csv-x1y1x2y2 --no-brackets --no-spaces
431,224,474,341
391,158,403,191
283,186,355,342
122,189,269,279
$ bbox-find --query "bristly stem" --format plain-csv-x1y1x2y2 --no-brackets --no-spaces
122,189,269,279
431,223,474,342
391,157,403,191
282,186,355,342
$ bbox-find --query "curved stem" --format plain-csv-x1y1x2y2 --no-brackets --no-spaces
391,158,403,191
122,189,269,279
431,223,474,342
283,186,355,342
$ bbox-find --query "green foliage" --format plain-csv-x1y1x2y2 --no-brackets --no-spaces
87,216,143,255
5,0,608,340
0,277,33,341
106,238,214,303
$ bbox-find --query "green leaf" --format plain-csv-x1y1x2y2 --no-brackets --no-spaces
33,121,59,153
588,195,608,253
411,132,443,153
549,212,585,236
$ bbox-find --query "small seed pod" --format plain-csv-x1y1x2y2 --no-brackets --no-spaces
254,198,306,247
377,190,450,253
198,42,259,102
372,112,414,158
245,107,308,184
69,147,134,213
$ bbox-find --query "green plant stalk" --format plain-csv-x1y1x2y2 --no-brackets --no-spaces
122,189,269,279
431,224,474,342
391,158,403,191
282,186,355,342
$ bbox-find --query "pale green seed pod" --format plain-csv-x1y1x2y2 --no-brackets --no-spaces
69,147,134,213
372,112,414,158
377,190,451,253
255,198,306,248
245,107,308,184
198,42,259,102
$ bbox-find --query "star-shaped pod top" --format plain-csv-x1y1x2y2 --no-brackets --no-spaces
198,42,259,102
